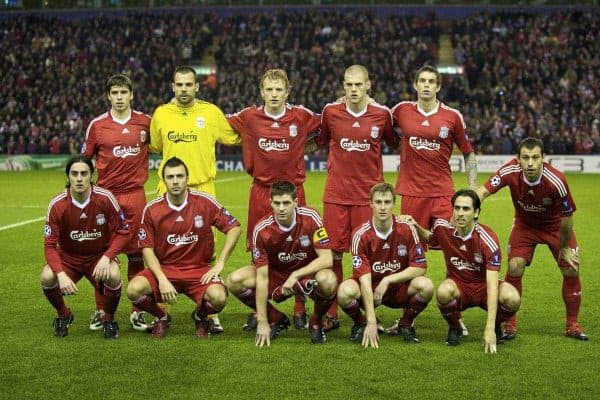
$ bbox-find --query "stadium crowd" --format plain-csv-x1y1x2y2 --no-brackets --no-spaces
0,9,598,155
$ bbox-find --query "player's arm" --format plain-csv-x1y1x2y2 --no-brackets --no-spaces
201,225,242,284
44,206,79,295
464,152,478,190
142,247,178,304
281,248,333,295
476,185,491,202
396,216,433,243
255,265,271,347
484,268,499,354
375,267,426,303
358,273,379,349
558,215,578,270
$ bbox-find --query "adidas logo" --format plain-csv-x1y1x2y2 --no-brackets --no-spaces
459,244,467,251
121,128,130,134
352,121,360,128
286,235,293,242
382,243,390,250
80,213,87,219
271,122,279,128
175,216,184,222
421,120,430,126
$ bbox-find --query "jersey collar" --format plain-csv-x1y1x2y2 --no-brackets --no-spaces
522,166,543,186
110,109,132,125
70,189,91,209
166,191,189,211
264,107,287,120
345,103,368,118
453,223,475,241
275,210,297,232
416,100,440,117
372,219,393,240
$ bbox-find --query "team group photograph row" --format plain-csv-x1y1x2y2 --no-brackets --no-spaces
41,64,587,354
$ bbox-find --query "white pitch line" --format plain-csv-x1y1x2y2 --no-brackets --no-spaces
0,175,249,232
0,216,45,232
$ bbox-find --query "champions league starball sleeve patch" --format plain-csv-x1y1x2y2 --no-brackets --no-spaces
352,255,362,269
252,247,261,262
44,224,51,237
138,228,147,241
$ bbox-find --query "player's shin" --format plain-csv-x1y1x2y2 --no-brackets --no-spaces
438,299,461,329
310,292,336,327
102,282,122,322
562,276,582,324
400,294,429,327
132,294,166,318
42,284,70,318
341,299,366,325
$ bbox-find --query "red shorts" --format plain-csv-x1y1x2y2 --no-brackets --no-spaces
352,280,410,309
323,202,372,253
246,183,306,250
114,189,146,254
400,195,453,230
58,251,120,288
508,221,579,269
136,265,225,304
452,279,488,310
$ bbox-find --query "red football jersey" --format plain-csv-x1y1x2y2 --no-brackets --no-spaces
138,190,240,268
430,219,501,285
350,218,426,286
484,159,576,228
392,101,473,197
252,207,331,277
227,105,320,186
82,110,151,193
319,102,396,205
44,186,131,273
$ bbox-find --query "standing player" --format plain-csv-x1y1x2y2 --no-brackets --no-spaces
126,157,241,339
337,183,433,348
477,137,587,340
227,69,321,330
317,64,398,330
405,189,520,353
149,66,241,333
388,65,477,335
40,156,130,339
83,74,151,332
226,181,337,345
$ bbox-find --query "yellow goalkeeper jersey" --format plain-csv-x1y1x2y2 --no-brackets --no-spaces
150,100,241,188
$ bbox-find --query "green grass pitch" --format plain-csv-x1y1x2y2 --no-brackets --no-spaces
0,170,598,400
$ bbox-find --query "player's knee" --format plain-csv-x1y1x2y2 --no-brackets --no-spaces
40,265,57,287
561,267,579,278
315,269,337,296
508,258,526,276
436,280,455,304
206,285,227,310
337,279,359,306
127,277,148,301
106,264,122,286
413,276,435,300
499,283,521,312
225,266,252,293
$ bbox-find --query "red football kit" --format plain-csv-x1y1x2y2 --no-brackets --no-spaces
484,159,578,268
430,219,501,309
44,185,130,278
319,101,396,252
137,190,240,302
350,219,426,307
83,109,151,255
392,101,473,228
227,105,319,248
252,207,331,295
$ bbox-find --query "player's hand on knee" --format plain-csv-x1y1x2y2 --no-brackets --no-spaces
57,272,78,295
255,322,271,347
200,265,223,285
282,275,298,296
559,247,579,271
158,278,178,304
92,255,111,282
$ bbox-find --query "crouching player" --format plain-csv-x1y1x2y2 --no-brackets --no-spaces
127,157,241,339
41,156,130,339
404,189,520,354
226,180,337,346
337,183,432,348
